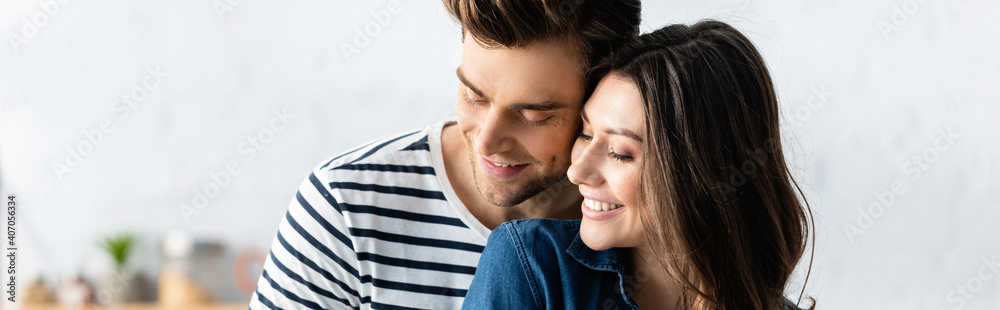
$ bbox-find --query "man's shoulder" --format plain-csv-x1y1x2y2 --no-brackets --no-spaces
302,121,457,214
313,122,441,174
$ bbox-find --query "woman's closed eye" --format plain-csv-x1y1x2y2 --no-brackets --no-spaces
608,147,635,164
608,147,634,163
577,131,635,163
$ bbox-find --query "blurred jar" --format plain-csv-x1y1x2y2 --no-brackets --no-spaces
158,230,223,306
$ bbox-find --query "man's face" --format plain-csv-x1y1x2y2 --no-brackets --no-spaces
455,34,585,207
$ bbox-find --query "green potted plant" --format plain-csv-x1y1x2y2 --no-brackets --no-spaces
97,232,148,304
100,233,136,271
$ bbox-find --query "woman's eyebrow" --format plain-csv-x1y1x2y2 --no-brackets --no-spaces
606,128,643,143
582,111,643,142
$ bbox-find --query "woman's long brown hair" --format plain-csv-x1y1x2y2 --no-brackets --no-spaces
587,20,815,310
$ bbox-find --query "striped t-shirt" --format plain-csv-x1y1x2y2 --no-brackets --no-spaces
250,120,491,309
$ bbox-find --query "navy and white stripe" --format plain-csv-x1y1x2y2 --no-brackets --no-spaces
250,121,490,310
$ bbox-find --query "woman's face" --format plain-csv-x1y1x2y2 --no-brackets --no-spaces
568,73,646,251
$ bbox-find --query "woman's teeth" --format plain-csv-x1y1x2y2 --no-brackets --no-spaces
584,198,623,211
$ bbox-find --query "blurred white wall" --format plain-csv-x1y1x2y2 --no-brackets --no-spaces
1,0,997,307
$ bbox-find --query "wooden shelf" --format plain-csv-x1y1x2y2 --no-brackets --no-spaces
18,303,247,310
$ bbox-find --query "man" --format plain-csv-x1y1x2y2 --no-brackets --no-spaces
250,1,640,308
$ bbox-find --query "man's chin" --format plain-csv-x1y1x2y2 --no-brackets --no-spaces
476,181,528,207
474,172,559,207
471,175,522,205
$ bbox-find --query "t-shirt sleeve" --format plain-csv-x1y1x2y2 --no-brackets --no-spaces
249,168,363,310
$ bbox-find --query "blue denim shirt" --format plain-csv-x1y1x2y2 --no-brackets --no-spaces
463,219,635,310
463,219,805,310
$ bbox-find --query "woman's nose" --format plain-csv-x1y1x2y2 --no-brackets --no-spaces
567,142,601,186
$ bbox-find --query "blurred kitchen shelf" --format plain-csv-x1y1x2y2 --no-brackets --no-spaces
19,304,247,310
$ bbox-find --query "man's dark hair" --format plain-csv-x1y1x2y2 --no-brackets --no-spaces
443,0,641,73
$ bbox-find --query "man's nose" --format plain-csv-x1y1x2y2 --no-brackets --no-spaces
473,108,514,156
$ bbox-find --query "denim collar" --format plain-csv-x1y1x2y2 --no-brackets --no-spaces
565,233,641,309
566,233,804,310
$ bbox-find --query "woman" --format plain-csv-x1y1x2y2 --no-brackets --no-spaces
462,20,815,310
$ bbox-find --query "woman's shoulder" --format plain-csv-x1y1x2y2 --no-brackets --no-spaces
498,218,581,234
494,219,582,251
468,219,588,309
483,219,627,309
485,219,583,267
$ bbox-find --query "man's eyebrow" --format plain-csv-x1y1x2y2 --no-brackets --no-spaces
510,102,564,112
581,111,643,142
456,67,489,101
457,67,565,111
